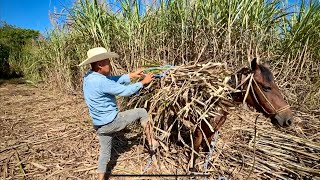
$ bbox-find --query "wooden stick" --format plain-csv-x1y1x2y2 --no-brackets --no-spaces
14,151,25,180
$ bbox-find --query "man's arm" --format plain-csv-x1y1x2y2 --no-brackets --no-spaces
107,69,144,84
100,78,142,97
107,75,131,84
100,73,154,97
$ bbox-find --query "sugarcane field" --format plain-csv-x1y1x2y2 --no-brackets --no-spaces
0,0,319,179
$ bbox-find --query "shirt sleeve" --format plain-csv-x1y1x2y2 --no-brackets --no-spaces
100,77,142,97
107,74,131,84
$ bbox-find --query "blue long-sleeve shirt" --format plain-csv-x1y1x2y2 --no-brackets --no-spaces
83,71,143,126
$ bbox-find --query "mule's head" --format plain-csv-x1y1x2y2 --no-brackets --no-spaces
229,58,293,127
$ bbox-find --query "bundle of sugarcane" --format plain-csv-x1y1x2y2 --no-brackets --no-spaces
128,61,234,133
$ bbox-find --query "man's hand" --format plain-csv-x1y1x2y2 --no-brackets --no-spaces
129,69,144,79
141,73,154,85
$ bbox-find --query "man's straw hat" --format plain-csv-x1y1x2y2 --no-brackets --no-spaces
78,47,119,66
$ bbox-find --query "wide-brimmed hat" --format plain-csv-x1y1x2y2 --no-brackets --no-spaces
78,47,119,66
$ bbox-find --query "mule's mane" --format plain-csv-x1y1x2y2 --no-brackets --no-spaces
259,64,274,82
234,64,274,83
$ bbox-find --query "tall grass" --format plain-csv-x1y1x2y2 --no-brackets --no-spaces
276,1,320,109
21,0,320,109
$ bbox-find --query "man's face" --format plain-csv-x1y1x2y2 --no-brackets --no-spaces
98,59,111,75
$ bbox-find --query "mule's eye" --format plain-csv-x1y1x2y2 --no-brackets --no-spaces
262,85,271,92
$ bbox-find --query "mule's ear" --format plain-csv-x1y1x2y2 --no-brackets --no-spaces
262,62,270,69
250,58,258,71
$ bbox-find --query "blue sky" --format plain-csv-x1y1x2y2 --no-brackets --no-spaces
0,0,72,33
0,0,301,34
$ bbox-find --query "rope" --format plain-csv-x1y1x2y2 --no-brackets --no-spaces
142,154,154,174
251,78,290,115
144,65,175,78
247,114,259,179
204,130,219,180
236,73,290,115
134,65,174,96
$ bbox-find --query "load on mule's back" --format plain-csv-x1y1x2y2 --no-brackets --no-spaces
130,57,294,171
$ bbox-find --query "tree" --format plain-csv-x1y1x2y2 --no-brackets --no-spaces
0,21,40,78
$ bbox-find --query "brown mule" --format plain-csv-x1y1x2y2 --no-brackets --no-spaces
190,58,294,170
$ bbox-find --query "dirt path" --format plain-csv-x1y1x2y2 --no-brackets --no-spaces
0,80,157,179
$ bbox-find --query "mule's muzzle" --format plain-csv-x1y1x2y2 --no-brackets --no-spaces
272,113,293,127
285,118,293,126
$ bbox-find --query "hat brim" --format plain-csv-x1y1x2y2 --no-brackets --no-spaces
78,52,119,66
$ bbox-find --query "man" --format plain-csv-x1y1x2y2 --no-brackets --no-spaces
79,47,159,180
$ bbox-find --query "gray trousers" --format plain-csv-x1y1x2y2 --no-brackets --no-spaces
96,108,149,173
